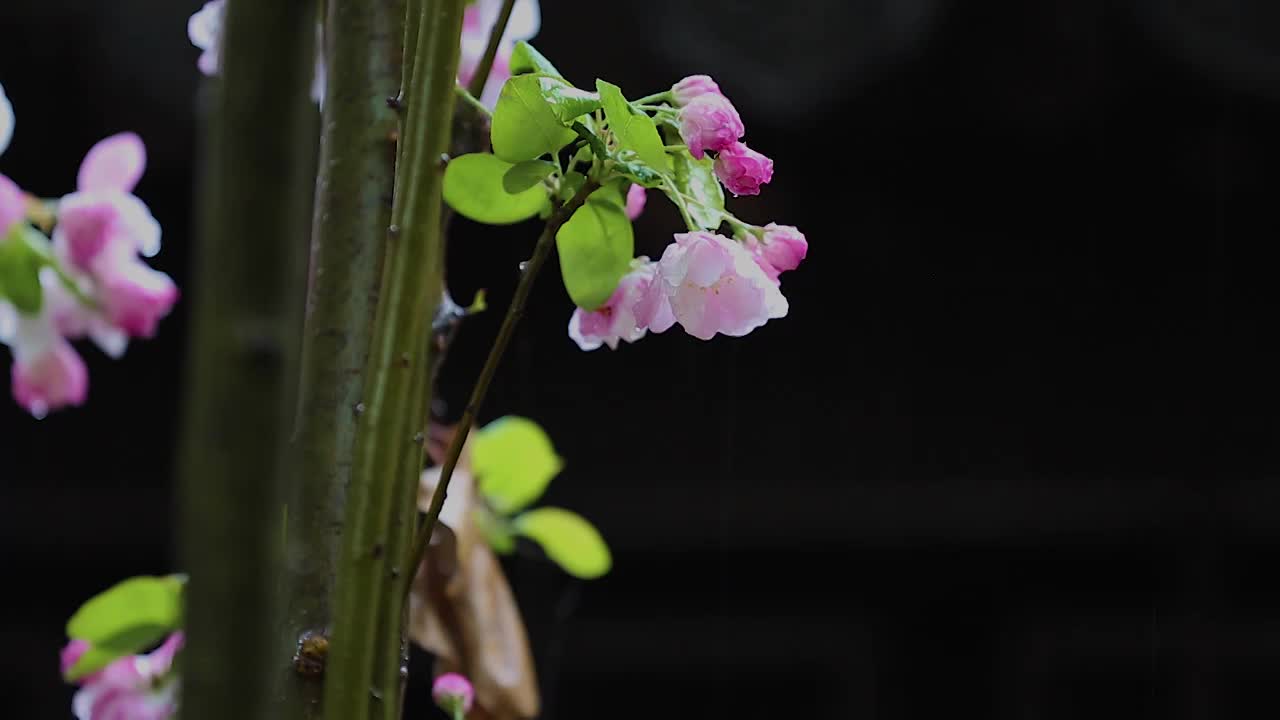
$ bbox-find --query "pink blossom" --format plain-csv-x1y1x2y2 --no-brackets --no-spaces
0,173,24,234
432,672,475,714
70,633,183,720
55,133,161,269
96,257,180,338
625,184,647,220
457,0,541,107
713,142,773,197
568,259,673,351
671,75,722,106
760,224,807,275
60,639,92,678
10,326,88,418
658,232,788,340
678,94,744,160
187,1,224,76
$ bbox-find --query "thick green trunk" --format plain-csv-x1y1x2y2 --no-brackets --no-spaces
321,1,467,719
275,1,405,718
177,0,317,718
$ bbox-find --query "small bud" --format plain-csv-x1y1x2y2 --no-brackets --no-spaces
713,142,773,197
432,672,475,715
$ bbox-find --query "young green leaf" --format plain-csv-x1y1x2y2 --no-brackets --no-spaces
444,153,549,225
502,159,558,194
555,187,634,309
491,75,576,163
669,151,725,230
596,79,670,173
510,41,563,79
537,76,602,125
571,122,608,161
0,226,48,314
475,506,517,554
612,150,665,188
513,508,612,579
472,416,564,515
64,575,185,679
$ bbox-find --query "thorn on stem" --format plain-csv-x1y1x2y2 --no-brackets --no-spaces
354,402,366,416
388,224,401,239
439,153,451,168
386,94,404,111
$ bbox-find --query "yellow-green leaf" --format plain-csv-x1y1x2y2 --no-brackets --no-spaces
513,507,612,579
472,416,563,515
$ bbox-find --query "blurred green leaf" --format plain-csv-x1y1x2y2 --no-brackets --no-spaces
502,159,558,194
64,575,185,680
510,41,563,79
443,153,548,225
472,416,563,515
513,507,612,579
555,186,633,309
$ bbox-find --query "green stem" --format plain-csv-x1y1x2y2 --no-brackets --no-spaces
465,0,517,99
453,85,492,118
177,0,317,719
633,91,672,105
662,179,699,232
404,177,601,590
276,0,404,718
322,1,466,719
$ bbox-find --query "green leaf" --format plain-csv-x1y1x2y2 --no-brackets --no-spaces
65,575,185,680
669,150,725,230
472,416,563,515
537,76,601,125
557,171,587,204
0,225,48,314
491,75,576,163
510,41,563,79
443,153,549,225
596,79,670,173
612,150,665,188
513,508,612,579
555,187,634,309
571,122,608,161
503,159,557,194
475,506,517,554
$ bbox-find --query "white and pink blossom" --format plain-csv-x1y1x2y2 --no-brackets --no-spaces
568,258,673,351
670,75,722,107
67,633,184,720
658,232,787,340
458,0,542,107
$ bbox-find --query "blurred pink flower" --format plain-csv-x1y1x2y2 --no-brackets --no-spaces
624,184,647,220
432,672,476,714
568,258,672,351
69,633,184,720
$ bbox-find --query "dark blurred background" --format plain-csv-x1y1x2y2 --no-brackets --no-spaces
4,0,1280,717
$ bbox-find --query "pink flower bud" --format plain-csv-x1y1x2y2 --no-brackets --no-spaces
760,224,807,273
71,633,183,720
0,81,13,156
432,672,475,714
188,1,225,76
713,142,773,197
678,94,744,159
0,173,24,234
625,184,647,221
97,261,180,338
11,336,88,417
61,639,91,678
670,75,722,106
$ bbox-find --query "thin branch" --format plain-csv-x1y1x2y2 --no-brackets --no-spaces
465,0,517,100
404,177,601,589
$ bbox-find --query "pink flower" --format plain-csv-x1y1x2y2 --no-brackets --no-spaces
760,223,807,274
568,259,673,351
70,633,183,720
671,75,722,106
458,0,541,107
658,232,788,340
187,1,224,76
55,133,161,270
10,326,88,418
96,257,180,338
60,639,91,678
0,173,24,234
625,184,647,220
678,94,744,160
713,142,773,197
432,672,475,714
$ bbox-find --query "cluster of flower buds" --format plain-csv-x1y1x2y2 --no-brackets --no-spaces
189,0,540,109
0,88,177,417
569,75,808,349
61,634,184,720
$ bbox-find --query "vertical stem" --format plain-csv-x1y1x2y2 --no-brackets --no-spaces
406,179,600,581
276,0,404,718
465,0,516,99
177,0,316,719
322,1,466,719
